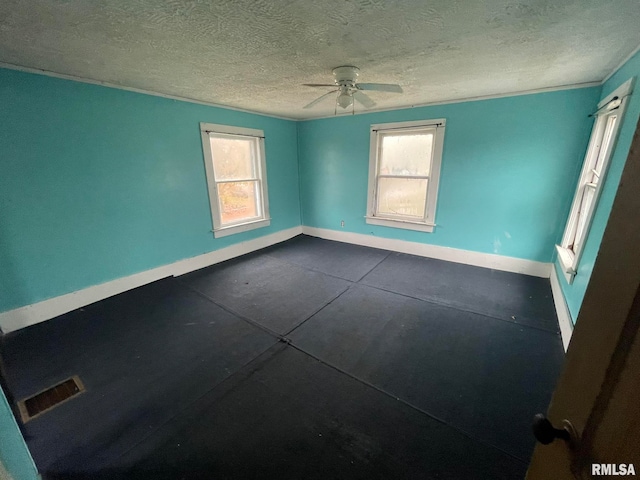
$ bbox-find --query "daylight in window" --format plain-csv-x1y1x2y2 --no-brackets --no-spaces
200,123,270,238
556,79,631,283
367,120,445,233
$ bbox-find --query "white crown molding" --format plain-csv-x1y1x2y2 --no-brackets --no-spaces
298,82,602,121
0,226,302,334
0,62,298,122
301,226,551,278
4,38,640,123
1,62,602,122
601,41,640,85
549,262,574,352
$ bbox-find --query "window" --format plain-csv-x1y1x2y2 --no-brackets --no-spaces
200,123,270,238
556,79,633,283
366,119,446,232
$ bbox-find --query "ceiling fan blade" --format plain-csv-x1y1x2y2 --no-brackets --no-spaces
353,91,376,109
303,90,338,109
303,83,338,87
357,83,403,93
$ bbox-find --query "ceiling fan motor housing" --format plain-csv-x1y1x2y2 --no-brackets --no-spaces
332,66,359,87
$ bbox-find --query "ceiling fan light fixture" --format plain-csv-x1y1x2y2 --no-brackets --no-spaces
303,66,402,111
337,91,353,109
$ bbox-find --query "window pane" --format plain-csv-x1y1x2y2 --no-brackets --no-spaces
376,177,427,218
217,181,261,225
592,114,617,178
571,184,596,252
380,132,433,176
210,136,257,181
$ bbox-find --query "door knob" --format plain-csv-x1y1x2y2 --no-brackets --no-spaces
532,414,576,445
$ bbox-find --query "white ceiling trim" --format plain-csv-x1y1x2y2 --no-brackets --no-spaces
0,61,298,122
1,61,606,123
601,41,640,85
299,81,602,121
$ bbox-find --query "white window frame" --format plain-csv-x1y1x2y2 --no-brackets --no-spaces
365,119,446,233
556,78,633,283
200,122,270,238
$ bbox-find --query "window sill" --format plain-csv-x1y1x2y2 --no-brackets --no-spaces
555,245,576,284
213,218,270,238
365,216,435,233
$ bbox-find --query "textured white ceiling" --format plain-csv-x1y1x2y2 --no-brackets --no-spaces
1,0,639,119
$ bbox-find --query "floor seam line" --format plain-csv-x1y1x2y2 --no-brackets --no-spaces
283,285,353,337
354,250,393,283
109,342,288,465
263,235,393,283
358,282,560,336
175,278,286,341
263,252,357,284
287,343,529,467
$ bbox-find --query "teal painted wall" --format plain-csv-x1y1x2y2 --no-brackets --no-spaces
0,68,301,313
298,87,600,262
0,65,616,479
556,50,640,323
0,388,39,480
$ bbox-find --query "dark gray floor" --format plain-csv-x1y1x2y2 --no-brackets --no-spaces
360,252,559,332
289,284,562,460
182,252,351,335
0,234,565,479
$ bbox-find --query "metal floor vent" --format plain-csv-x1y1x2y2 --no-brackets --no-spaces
18,375,85,423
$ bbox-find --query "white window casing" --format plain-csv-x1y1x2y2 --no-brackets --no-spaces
366,119,446,233
556,78,634,284
200,122,270,238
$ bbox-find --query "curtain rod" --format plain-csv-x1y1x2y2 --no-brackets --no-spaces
372,123,443,132
204,130,265,139
588,96,623,118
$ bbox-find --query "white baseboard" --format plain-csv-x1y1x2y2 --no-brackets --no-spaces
549,262,574,352
0,225,560,336
302,227,551,278
0,226,302,334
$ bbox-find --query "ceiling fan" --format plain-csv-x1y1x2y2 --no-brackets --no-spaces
303,66,403,111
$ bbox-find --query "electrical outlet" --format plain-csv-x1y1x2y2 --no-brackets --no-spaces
341,220,345,228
